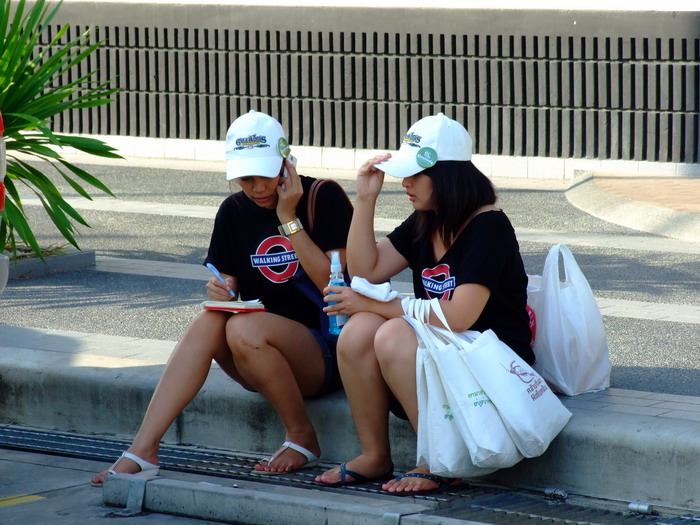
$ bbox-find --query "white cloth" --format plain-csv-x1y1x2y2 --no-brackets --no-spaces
350,276,402,302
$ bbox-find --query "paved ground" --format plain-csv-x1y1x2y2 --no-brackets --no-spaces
1,156,699,523
5,158,699,395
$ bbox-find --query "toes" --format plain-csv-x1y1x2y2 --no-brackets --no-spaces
90,471,107,485
315,467,340,484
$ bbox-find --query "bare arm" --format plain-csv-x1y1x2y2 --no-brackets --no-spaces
425,283,491,332
347,154,408,282
324,281,490,331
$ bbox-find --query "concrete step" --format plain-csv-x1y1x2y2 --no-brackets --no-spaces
1,326,699,513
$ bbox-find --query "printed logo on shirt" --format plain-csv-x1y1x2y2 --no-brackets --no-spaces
421,264,455,300
251,235,299,283
402,132,422,148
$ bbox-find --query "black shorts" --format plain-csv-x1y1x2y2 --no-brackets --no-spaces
389,395,409,420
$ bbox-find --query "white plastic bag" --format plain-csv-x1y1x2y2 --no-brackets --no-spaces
528,244,611,396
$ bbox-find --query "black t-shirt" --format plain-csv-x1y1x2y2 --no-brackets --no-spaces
204,176,353,330
387,210,534,364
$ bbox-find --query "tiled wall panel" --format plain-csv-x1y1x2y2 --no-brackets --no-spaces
42,5,700,162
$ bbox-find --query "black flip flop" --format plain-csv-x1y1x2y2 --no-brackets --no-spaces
384,472,460,497
316,461,394,488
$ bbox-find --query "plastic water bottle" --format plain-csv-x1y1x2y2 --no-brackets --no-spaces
327,251,349,335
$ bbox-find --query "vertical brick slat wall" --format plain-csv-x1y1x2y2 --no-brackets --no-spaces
40,4,700,162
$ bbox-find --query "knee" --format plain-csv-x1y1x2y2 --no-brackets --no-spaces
179,311,229,358
374,318,415,367
336,312,381,362
225,316,263,360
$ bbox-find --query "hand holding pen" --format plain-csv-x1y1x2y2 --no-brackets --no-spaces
206,263,236,299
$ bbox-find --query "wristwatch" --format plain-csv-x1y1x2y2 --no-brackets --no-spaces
278,218,303,236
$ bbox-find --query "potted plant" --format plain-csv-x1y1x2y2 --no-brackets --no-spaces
1,110,8,293
1,0,121,274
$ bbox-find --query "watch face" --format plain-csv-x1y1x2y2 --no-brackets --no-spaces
289,221,299,233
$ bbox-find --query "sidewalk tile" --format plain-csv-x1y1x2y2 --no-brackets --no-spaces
651,402,700,414
597,404,672,417
657,411,700,423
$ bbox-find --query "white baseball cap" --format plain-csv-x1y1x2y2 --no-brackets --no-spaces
225,110,290,180
376,113,472,178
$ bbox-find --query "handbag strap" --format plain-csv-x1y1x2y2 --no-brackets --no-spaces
306,179,325,234
306,178,352,234
401,296,451,329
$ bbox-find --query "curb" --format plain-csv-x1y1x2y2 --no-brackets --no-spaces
2,338,700,514
8,249,96,280
566,174,700,244
102,475,445,525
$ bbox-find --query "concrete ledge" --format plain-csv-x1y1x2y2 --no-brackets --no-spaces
0,347,417,471
7,250,96,280
102,475,446,525
487,400,700,512
2,345,700,512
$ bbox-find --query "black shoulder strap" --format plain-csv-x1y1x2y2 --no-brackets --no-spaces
306,178,352,235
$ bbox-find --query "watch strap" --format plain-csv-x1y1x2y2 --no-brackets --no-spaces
278,218,303,236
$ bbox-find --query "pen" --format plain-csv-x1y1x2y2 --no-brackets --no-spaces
206,263,236,297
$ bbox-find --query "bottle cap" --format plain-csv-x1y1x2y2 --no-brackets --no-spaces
330,251,342,273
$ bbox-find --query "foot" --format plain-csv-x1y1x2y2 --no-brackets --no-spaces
254,440,321,474
90,450,159,486
314,455,393,486
382,466,459,494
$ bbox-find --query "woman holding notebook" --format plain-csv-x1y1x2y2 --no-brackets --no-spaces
91,110,353,486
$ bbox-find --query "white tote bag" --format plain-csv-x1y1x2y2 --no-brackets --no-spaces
425,325,524,470
459,328,572,458
409,319,500,477
528,243,611,396
424,298,572,459
405,299,522,476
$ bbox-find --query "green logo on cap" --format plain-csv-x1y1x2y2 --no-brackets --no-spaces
416,147,437,168
277,137,291,158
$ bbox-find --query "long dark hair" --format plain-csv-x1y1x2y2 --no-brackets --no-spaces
415,160,497,246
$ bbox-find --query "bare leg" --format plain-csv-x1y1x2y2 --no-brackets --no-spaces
315,312,394,484
91,310,232,484
225,312,326,473
374,318,419,430
374,318,458,493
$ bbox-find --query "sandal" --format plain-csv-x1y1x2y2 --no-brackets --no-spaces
385,472,460,496
90,451,160,487
253,441,319,475
315,461,394,488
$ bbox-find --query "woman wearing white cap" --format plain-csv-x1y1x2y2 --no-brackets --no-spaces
91,110,353,486
315,113,535,495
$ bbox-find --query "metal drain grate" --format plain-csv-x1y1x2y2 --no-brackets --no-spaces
1,424,696,524
432,492,669,524
0,424,475,501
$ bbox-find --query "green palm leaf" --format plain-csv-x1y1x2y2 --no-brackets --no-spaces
1,0,122,260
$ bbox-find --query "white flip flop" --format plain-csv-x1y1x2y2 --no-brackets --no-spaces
254,441,319,475
91,451,160,487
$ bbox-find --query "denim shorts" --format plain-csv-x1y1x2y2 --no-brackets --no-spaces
306,328,341,399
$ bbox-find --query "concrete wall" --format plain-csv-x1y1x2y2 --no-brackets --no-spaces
39,3,700,164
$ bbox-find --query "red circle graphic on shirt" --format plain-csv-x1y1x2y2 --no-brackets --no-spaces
252,235,299,283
